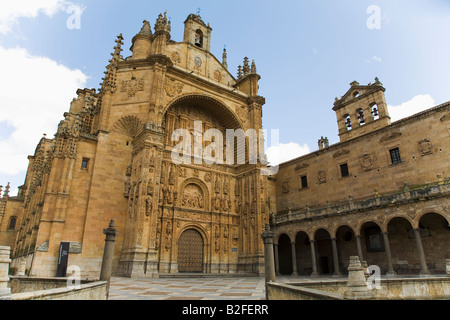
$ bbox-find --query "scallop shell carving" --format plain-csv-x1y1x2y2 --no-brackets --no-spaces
113,116,144,138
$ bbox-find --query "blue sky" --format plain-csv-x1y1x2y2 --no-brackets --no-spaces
0,0,449,194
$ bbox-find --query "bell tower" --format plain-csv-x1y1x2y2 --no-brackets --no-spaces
333,78,391,142
183,13,212,52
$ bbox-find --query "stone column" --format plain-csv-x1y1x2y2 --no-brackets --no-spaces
0,246,11,300
413,228,430,276
273,244,281,276
310,240,319,277
344,256,375,300
331,238,342,277
291,242,298,276
261,224,276,285
382,232,395,277
355,235,364,264
100,219,118,297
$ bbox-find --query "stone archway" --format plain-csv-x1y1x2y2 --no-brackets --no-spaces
277,234,292,275
178,229,204,273
419,213,450,274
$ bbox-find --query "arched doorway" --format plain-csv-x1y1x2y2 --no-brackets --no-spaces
336,225,356,274
294,231,311,275
419,213,450,274
278,234,292,275
314,229,333,275
178,229,204,273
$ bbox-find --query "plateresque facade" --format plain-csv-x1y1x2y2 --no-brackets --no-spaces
0,13,449,279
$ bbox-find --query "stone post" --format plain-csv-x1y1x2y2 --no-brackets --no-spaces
331,238,342,277
16,257,26,276
290,242,298,276
0,246,11,300
100,219,118,297
310,240,319,277
261,224,276,289
274,244,281,276
344,256,375,300
382,232,395,278
355,235,364,264
413,228,430,277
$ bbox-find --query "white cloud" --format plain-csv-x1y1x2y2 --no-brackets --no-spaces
0,45,88,176
0,0,71,34
366,56,382,64
266,142,310,166
388,94,436,122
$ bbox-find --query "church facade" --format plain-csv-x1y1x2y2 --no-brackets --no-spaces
0,13,449,279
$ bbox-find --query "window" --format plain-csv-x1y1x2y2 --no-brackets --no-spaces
389,148,402,164
364,227,385,252
81,158,89,169
344,115,352,130
195,30,203,48
371,103,380,121
340,163,349,178
300,175,308,189
8,217,16,230
357,109,365,125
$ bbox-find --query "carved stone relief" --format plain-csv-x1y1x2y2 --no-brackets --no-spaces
418,139,433,156
121,75,144,97
181,184,204,209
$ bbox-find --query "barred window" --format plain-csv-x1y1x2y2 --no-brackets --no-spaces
390,148,402,164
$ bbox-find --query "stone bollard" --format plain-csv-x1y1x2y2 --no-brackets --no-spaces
446,259,450,276
16,257,27,276
344,256,375,300
261,224,276,300
100,219,118,298
0,246,12,300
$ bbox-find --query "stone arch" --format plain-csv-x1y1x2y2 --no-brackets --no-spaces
335,225,357,273
414,208,449,229
294,230,312,275
178,177,210,211
417,212,450,273
330,223,357,238
177,223,210,246
357,219,384,234
313,228,334,274
176,226,208,273
161,93,244,131
277,233,293,275
112,115,144,138
385,214,415,229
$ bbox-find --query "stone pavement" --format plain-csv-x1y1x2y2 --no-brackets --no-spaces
108,275,267,300
108,275,350,300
